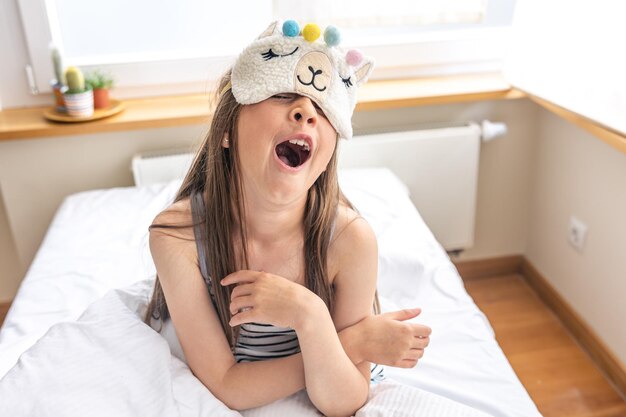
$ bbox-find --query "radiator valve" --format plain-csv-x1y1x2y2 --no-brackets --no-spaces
480,120,508,142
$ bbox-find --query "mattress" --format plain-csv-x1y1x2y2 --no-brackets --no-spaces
0,168,541,417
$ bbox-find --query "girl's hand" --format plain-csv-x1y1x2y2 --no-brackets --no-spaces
220,270,323,331
349,308,431,368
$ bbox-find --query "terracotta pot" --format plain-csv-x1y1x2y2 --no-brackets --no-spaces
50,81,67,113
93,88,110,109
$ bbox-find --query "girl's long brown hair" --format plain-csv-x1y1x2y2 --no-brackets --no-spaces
144,69,378,348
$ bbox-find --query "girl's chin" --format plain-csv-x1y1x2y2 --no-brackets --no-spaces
262,177,317,203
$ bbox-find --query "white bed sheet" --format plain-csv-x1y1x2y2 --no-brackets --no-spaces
0,168,541,417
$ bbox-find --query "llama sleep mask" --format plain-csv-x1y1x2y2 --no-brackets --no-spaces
231,20,375,139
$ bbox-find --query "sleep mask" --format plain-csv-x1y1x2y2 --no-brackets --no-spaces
230,20,374,139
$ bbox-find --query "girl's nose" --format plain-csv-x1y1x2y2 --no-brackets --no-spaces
290,97,317,127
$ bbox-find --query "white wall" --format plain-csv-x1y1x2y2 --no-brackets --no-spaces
526,106,626,365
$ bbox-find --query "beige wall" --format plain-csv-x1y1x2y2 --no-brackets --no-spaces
0,124,208,300
526,106,626,365
0,98,537,301
0,185,22,299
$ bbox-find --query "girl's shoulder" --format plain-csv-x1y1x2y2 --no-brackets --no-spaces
149,198,199,274
150,197,196,242
333,202,373,241
148,198,203,289
327,202,377,285
329,202,377,258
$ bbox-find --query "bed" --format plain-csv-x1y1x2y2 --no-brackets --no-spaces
0,168,542,416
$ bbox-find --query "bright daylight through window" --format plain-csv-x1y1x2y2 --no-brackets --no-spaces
17,0,515,96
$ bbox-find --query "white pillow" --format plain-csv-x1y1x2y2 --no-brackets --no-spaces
339,168,441,303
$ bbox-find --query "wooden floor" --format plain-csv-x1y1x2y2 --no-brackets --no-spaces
463,274,626,417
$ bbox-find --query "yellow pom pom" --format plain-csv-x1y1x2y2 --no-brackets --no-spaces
302,23,321,42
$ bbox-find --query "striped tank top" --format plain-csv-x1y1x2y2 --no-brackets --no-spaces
190,192,384,381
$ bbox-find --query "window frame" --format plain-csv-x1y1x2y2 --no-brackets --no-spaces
18,0,513,99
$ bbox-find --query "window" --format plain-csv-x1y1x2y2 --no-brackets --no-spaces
503,1,626,136
18,0,516,98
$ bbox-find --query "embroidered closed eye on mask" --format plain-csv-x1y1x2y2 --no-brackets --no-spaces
231,20,375,140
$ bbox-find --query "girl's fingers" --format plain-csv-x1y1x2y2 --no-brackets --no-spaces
230,283,254,299
229,308,255,327
381,308,421,321
220,272,239,286
411,347,425,359
400,348,425,364
414,336,430,348
221,270,258,286
413,325,432,338
229,295,254,315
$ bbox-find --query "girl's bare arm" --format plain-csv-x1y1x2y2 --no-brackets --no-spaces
151,227,368,412
151,220,429,414
220,215,379,417
220,267,370,417
301,215,380,416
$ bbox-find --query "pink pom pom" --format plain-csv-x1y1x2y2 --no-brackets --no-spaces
346,49,363,67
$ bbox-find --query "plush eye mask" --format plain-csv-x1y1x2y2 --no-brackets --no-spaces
231,20,375,139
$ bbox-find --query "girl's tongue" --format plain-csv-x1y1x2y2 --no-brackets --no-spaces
275,140,310,168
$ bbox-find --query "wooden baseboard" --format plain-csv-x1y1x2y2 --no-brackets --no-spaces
520,258,626,399
453,254,626,399
451,254,523,281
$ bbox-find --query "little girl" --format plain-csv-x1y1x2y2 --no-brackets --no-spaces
145,20,431,417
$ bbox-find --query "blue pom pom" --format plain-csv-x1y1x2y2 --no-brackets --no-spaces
283,20,300,37
324,26,341,46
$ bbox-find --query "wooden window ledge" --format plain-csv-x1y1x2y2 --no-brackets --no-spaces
0,72,523,141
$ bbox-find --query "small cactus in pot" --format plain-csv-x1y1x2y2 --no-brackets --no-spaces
50,45,67,112
52,47,65,86
65,66,86,93
62,66,94,117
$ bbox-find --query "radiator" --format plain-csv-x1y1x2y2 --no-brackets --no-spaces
131,121,505,252
131,149,195,188
338,123,483,252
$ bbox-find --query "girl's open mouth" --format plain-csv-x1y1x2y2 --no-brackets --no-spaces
275,138,311,168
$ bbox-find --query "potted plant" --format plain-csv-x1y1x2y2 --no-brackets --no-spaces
62,66,94,117
85,70,115,109
50,46,66,113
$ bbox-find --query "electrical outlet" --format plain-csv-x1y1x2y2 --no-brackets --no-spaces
568,216,587,251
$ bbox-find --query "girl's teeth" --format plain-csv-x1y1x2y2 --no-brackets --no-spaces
288,139,310,151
